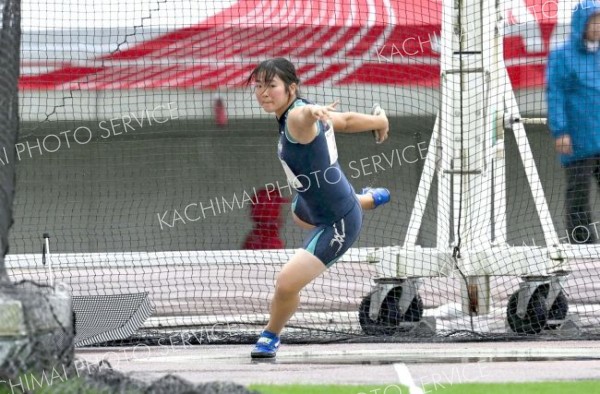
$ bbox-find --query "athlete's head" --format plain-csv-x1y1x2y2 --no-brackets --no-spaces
247,58,300,117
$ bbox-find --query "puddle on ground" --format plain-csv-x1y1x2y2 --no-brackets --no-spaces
267,356,600,365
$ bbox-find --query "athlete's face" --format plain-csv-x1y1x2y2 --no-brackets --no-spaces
254,75,296,117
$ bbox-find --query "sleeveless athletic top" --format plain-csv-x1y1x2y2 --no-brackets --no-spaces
277,98,356,224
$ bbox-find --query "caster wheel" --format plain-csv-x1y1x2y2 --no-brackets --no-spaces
507,287,548,335
537,284,568,329
359,286,423,336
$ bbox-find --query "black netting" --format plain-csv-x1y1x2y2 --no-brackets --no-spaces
0,0,75,383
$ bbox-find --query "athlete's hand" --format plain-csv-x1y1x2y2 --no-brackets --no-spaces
555,134,572,155
308,100,339,122
372,106,389,144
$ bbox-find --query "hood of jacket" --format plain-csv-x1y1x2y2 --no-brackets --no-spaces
571,0,600,52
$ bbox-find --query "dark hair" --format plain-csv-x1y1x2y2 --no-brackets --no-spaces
246,58,300,95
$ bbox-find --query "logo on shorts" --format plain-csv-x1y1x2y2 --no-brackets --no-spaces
329,218,346,255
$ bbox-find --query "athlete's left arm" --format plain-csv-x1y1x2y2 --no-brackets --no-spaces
330,111,389,143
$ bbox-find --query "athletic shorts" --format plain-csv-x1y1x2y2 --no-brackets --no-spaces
292,196,363,267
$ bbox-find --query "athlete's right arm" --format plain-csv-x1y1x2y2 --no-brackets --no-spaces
287,101,339,144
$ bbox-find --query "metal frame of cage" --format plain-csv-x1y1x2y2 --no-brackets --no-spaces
361,0,592,336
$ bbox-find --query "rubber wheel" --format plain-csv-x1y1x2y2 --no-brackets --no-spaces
507,287,548,335
359,286,423,336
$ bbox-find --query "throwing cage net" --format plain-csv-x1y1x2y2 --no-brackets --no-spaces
0,0,77,385
5,0,600,351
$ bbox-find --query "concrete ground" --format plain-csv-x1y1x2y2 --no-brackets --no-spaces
76,341,600,389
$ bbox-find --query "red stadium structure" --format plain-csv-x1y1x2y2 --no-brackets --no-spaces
19,0,558,91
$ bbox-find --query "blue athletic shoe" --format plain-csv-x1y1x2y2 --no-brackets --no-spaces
361,187,391,208
251,330,280,359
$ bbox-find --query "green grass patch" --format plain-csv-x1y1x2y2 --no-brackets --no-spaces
251,380,600,394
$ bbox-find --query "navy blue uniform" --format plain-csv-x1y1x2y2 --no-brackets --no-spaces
277,98,362,266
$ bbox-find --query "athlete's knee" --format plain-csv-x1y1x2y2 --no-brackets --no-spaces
274,272,302,297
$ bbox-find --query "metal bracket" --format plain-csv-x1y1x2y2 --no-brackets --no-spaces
369,279,421,321
516,276,568,319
